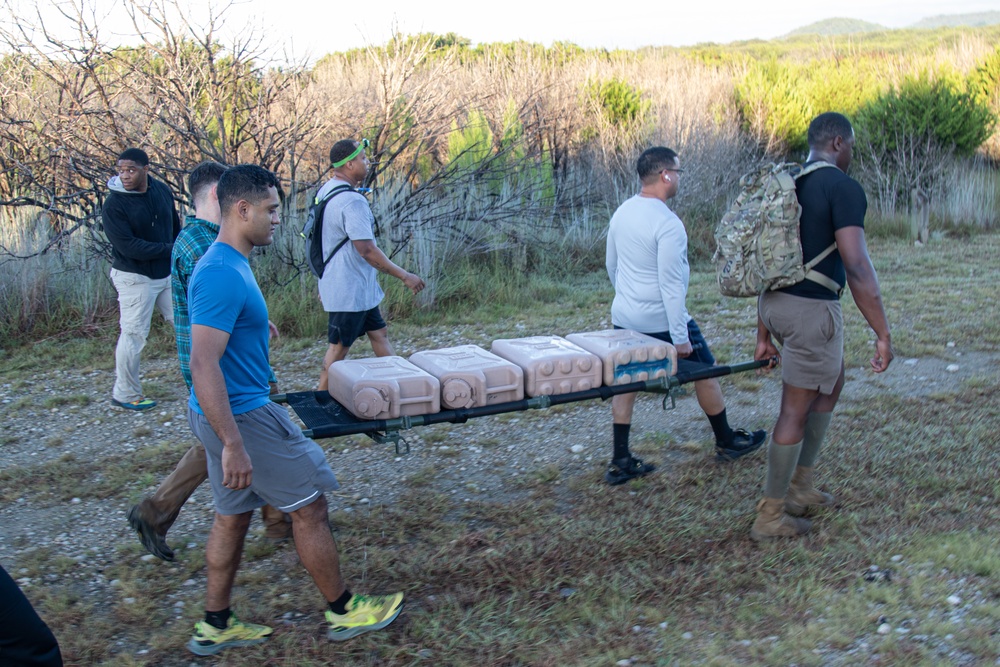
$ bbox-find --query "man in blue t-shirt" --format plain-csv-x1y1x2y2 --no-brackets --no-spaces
752,113,893,541
184,165,403,657
126,162,290,562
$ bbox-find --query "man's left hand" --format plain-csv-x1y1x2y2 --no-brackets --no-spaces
871,337,893,373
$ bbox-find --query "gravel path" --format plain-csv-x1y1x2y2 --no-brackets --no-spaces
0,339,989,562
1,334,995,665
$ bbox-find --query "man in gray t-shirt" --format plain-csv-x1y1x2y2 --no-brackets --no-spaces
316,139,425,391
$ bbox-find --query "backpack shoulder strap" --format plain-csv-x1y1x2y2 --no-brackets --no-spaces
803,242,842,294
795,162,842,294
314,183,353,207
318,184,358,271
794,160,838,180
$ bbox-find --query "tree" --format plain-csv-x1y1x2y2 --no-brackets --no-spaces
854,73,996,217
0,0,323,260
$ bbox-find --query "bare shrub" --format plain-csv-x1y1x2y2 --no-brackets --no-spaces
935,154,998,230
5,9,996,341
0,0,322,245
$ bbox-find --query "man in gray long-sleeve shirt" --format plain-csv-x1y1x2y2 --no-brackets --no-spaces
604,146,766,485
102,147,180,410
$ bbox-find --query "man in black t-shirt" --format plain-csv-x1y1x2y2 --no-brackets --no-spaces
751,112,893,541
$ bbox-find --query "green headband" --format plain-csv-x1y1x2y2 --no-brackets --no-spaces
332,139,370,168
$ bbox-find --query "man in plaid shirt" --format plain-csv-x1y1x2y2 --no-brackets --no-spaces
126,162,289,561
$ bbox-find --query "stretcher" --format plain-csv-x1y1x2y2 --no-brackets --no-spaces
273,357,769,455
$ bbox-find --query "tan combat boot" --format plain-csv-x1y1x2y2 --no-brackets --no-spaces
260,504,294,542
785,466,836,517
750,497,811,541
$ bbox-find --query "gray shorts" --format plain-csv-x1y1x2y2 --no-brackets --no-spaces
188,401,339,515
758,290,844,394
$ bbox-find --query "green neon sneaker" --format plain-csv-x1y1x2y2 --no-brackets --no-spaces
111,397,157,411
325,592,404,641
187,615,273,656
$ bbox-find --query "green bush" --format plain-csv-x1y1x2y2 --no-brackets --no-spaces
733,58,883,156
587,77,649,129
733,59,812,154
856,73,996,159
970,45,1000,106
854,72,997,218
447,109,494,169
969,45,1000,159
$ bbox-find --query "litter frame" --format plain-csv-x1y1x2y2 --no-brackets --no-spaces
273,357,770,456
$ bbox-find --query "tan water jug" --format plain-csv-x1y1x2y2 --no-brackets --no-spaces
327,356,440,420
490,335,602,397
565,329,677,385
409,345,524,409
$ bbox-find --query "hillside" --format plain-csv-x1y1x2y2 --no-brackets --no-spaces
911,11,1000,28
785,17,886,37
785,11,1000,37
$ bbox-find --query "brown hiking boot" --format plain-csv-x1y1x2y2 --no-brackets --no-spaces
750,497,811,541
260,505,294,542
785,467,835,517
127,503,174,561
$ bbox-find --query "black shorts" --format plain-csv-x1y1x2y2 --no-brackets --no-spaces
327,307,387,347
614,320,716,366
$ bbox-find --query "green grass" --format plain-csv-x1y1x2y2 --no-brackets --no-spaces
3,233,999,665
0,441,192,502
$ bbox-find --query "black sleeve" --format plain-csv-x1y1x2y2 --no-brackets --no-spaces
831,178,867,231
102,197,173,261
172,201,181,240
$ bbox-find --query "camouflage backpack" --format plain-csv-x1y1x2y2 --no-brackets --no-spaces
714,161,842,297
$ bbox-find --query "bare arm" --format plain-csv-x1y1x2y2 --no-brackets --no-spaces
190,324,253,489
352,239,425,295
835,226,893,373
755,313,780,371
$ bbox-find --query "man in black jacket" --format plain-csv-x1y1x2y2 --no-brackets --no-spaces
103,148,180,410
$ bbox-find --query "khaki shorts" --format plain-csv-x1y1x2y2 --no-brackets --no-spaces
758,291,843,394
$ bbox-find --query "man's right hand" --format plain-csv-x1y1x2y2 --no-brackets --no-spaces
755,339,780,372
222,442,253,490
871,337,893,373
403,272,425,295
675,342,693,358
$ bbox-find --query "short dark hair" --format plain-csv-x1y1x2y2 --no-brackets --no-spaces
636,147,679,182
188,161,227,201
216,165,280,215
330,139,359,166
117,148,149,166
808,112,854,148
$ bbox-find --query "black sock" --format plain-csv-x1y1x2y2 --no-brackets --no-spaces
613,424,631,460
205,608,232,630
329,589,353,615
708,409,734,446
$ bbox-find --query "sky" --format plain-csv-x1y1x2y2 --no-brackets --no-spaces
8,0,999,63
261,0,997,60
